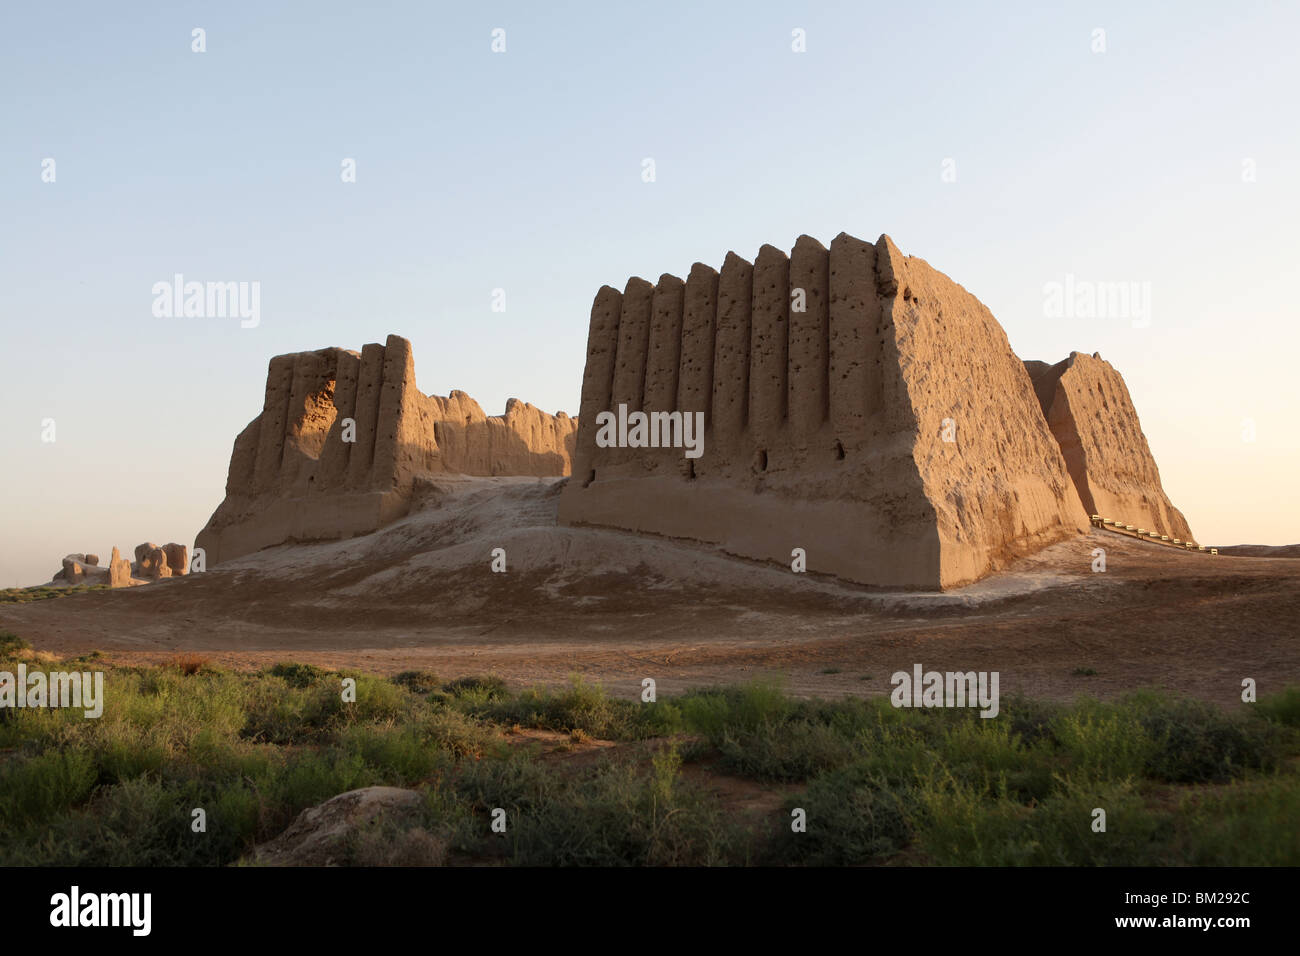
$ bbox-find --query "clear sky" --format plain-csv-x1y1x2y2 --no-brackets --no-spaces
2,1,1297,586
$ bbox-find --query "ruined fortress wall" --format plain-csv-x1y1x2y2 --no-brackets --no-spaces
558,232,1088,589
1024,353,1193,540
197,335,577,565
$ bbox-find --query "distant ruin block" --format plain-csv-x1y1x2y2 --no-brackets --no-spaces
559,232,1091,589
196,334,578,566
109,547,132,588
132,543,172,580
162,543,190,576
58,553,109,585
1023,352,1193,541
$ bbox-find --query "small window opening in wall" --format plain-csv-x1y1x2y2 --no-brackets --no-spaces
754,449,768,473
833,440,845,461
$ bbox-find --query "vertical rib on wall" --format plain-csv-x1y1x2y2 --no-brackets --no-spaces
573,285,623,484
748,245,790,464
678,263,719,477
644,275,685,412
253,355,296,492
644,274,687,476
710,252,753,474
788,235,830,458
679,263,718,408
828,233,879,450
607,277,655,476
372,335,415,489
346,343,386,490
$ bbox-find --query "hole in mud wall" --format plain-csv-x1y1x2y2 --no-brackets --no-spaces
583,469,596,488
833,440,845,461
753,449,768,473
686,459,696,480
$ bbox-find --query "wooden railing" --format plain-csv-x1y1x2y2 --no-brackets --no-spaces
1088,515,1217,555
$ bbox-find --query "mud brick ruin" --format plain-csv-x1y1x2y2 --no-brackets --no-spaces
195,234,1192,589
196,335,576,565
558,232,1191,588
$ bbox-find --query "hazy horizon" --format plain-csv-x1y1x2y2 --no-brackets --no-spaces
3,0,1298,587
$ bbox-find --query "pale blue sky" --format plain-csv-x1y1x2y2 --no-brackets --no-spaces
2,0,1297,586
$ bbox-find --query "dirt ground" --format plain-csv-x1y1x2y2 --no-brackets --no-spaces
4,478,1297,708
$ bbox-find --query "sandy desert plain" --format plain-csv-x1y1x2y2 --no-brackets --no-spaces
5,476,1300,707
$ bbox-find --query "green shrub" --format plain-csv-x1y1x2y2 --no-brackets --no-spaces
1177,775,1300,865
771,761,912,865
1051,703,1156,781
337,723,447,784
912,775,1174,866
1,659,1296,868
443,675,509,701
391,670,441,695
340,675,407,724
678,680,791,738
419,710,496,759
998,693,1066,745
714,720,859,782
1255,686,1300,729
459,676,671,741
8,776,260,867
264,750,373,829
500,751,738,866
242,680,344,744
0,631,30,657
268,662,327,688
1121,691,1282,783
0,750,98,828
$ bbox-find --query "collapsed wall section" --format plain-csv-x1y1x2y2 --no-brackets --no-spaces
196,334,576,565
1024,352,1193,540
558,232,1089,589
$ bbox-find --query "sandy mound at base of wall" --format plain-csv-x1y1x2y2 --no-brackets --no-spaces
184,476,1089,629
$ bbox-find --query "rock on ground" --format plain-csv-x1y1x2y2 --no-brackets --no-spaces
250,786,446,867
